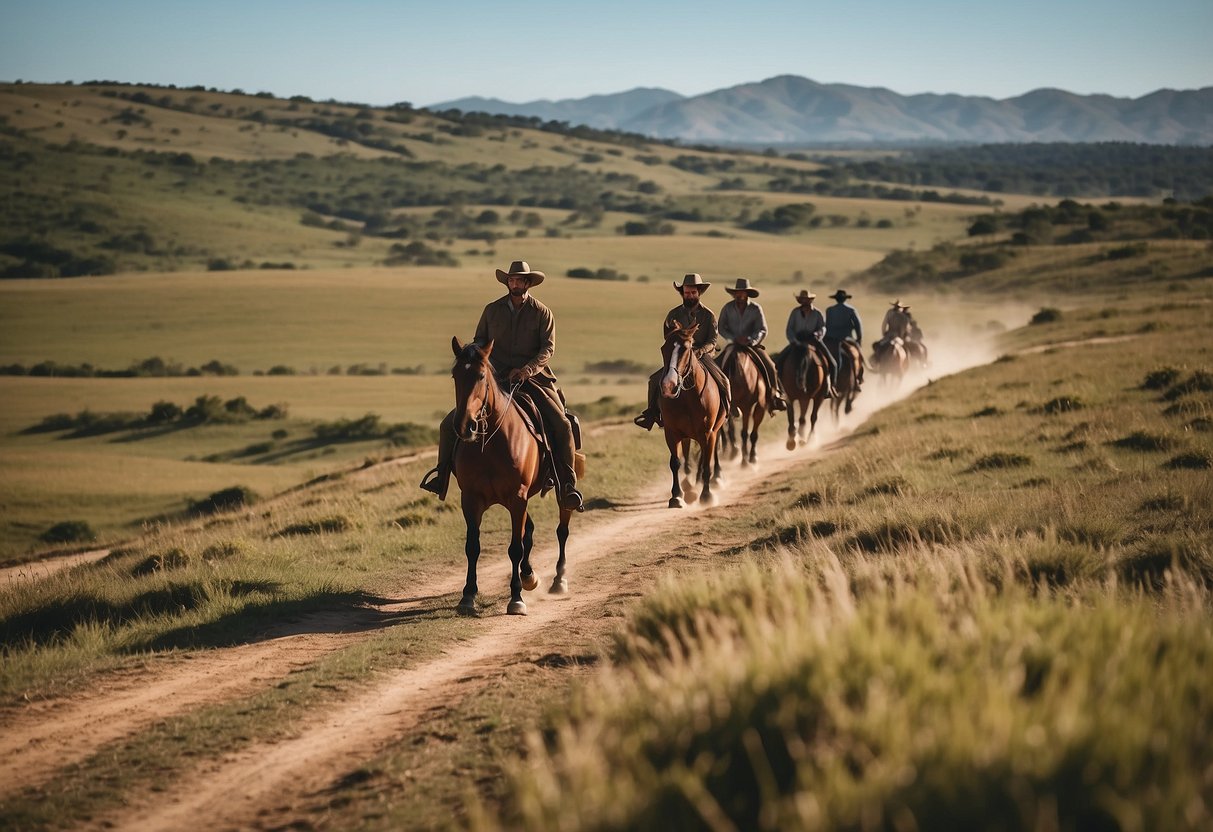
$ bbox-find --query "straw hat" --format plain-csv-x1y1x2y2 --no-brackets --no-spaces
793,289,816,303
725,278,760,298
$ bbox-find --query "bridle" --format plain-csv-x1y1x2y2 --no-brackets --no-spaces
459,362,522,447
663,336,698,398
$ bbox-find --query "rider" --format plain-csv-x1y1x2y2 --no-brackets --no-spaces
824,289,864,391
900,302,928,364
717,278,788,413
633,273,731,431
421,260,584,511
878,298,911,346
780,288,837,398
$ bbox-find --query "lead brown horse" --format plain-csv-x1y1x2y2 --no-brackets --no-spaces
658,322,727,508
722,347,767,467
779,343,829,450
449,337,572,616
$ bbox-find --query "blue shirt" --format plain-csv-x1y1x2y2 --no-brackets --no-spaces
824,302,863,343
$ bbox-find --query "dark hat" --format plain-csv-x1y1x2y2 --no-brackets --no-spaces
726,278,760,298
793,289,817,302
830,289,852,301
889,298,902,307
495,260,545,287
673,273,711,293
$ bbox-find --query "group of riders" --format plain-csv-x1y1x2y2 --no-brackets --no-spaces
420,260,927,508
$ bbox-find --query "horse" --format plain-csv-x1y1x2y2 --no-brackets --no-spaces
448,337,572,616
830,340,864,425
658,322,727,508
904,338,929,370
870,337,909,386
779,343,829,450
721,347,767,466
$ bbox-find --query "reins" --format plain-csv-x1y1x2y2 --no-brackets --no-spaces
466,373,523,447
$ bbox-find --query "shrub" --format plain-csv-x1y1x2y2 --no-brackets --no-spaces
1141,367,1181,390
1030,307,1062,325
1042,396,1084,414
1110,431,1177,452
190,486,256,515
275,515,352,536
40,520,96,545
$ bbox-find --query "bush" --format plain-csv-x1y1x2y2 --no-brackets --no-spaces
190,486,257,515
40,520,96,545
969,452,1032,470
1164,451,1212,470
1141,367,1181,390
1030,307,1062,325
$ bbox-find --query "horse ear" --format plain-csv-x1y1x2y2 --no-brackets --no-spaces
670,320,682,331
451,336,463,357
481,339,494,359
686,323,699,337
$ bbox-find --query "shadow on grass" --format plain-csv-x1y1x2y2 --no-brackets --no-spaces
0,584,454,652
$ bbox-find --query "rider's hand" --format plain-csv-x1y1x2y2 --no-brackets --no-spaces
508,367,530,384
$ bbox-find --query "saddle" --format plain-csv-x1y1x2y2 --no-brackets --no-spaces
512,389,585,494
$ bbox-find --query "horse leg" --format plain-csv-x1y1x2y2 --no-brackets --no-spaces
699,433,717,506
748,406,762,465
520,513,538,592
809,396,822,444
506,502,528,615
550,506,571,595
680,438,697,501
458,498,483,615
726,412,739,460
667,434,685,509
786,399,798,451
798,403,808,446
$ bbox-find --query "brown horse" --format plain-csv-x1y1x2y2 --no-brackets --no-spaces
448,337,572,616
871,338,909,386
722,347,767,466
830,340,864,425
779,343,829,450
658,322,727,508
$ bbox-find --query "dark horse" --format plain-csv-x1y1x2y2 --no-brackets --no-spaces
871,338,909,387
658,322,727,508
722,347,767,466
779,343,829,450
448,337,572,616
830,340,864,425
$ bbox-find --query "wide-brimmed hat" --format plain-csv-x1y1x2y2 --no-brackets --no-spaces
793,289,817,302
830,289,852,301
673,273,711,293
900,303,911,310
495,260,545,287
889,298,902,307
726,278,760,298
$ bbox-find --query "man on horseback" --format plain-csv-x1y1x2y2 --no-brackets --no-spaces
880,299,911,343
824,289,864,390
421,260,584,512
779,289,838,398
634,273,731,431
717,278,788,413
900,302,929,366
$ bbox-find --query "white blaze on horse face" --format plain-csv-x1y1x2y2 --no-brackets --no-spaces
661,342,683,396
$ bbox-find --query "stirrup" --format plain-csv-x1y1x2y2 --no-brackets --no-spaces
419,466,446,499
560,485,585,512
633,412,658,431
771,397,788,412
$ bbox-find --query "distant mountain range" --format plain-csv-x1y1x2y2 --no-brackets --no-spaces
431,75,1213,145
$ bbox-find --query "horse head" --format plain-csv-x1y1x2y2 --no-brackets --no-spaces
450,336,496,442
660,322,699,398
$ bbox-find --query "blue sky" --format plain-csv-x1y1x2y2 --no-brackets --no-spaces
2,0,1210,106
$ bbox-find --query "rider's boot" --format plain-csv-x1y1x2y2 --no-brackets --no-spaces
633,409,661,431
419,416,456,500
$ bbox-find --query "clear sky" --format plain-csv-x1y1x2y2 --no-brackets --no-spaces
2,0,1210,106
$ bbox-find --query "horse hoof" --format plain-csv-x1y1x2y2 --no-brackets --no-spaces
549,577,568,595
507,600,527,615
456,597,477,616
521,571,539,592
786,439,797,451
668,497,685,509
701,492,716,507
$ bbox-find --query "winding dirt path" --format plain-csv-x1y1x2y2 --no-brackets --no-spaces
2,342,989,830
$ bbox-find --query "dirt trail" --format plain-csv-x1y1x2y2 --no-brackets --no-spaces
4,340,991,830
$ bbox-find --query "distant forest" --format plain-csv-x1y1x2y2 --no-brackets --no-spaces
821,144,1213,201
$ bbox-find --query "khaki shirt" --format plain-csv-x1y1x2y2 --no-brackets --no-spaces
474,293,557,382
719,300,769,345
664,303,719,360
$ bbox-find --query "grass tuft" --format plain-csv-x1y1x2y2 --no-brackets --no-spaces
970,452,1032,471
273,515,354,537
1110,430,1178,452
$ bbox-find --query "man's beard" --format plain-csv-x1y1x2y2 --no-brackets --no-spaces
510,287,527,297
682,298,699,310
